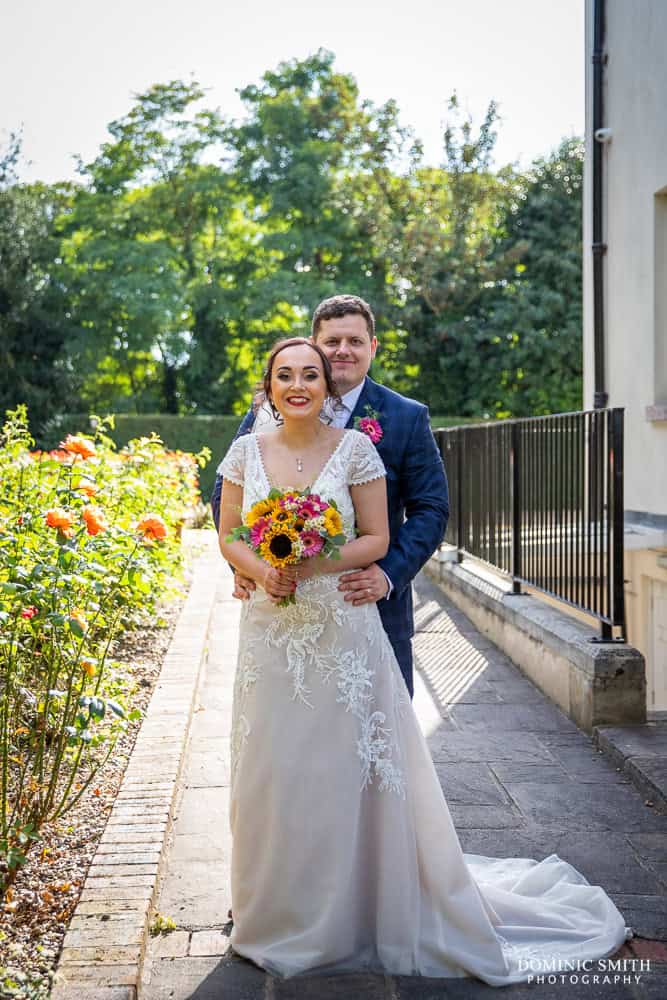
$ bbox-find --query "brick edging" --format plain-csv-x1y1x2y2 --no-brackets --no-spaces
50,531,222,1000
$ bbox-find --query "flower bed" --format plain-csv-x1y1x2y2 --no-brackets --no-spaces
0,406,210,907
0,590,187,998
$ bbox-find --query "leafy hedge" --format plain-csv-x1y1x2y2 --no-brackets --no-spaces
41,414,474,504
41,415,238,502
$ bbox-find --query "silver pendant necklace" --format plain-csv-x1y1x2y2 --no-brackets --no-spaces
296,458,303,473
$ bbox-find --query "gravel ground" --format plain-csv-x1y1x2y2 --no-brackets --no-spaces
0,565,194,999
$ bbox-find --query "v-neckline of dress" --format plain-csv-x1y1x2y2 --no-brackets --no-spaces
254,430,349,494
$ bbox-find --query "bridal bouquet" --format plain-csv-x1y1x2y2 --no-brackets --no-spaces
225,488,346,605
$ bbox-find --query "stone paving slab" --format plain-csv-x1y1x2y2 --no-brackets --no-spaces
143,955,264,999
608,894,667,941
138,563,667,1000
433,762,511,805
593,723,667,810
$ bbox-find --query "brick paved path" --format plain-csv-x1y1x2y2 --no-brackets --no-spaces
140,570,667,1000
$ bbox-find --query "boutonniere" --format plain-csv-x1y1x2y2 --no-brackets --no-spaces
354,405,384,444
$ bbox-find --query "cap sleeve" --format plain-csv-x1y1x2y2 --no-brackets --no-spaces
217,435,248,487
347,430,386,486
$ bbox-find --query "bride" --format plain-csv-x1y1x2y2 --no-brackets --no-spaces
217,337,630,984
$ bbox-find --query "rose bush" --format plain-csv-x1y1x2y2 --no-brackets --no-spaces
0,406,210,892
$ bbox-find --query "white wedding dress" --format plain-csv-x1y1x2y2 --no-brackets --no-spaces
218,429,631,985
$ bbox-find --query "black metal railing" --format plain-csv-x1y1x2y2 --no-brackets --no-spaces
433,408,625,640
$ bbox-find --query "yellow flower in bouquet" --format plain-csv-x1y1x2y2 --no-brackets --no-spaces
323,507,343,537
259,524,300,568
246,497,280,526
225,487,346,606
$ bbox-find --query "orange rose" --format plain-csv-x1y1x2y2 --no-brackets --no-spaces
60,435,96,460
76,483,99,498
45,508,75,535
136,514,168,542
82,506,108,536
70,609,88,633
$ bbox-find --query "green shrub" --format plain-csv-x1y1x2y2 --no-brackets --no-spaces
0,407,206,891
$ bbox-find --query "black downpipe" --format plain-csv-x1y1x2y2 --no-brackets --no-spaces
592,0,608,408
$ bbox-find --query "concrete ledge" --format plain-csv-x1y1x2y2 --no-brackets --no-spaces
424,552,646,733
51,531,222,1000
593,724,667,812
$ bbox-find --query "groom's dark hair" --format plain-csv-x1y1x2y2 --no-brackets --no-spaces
311,294,375,340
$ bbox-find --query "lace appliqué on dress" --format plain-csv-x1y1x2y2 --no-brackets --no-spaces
252,575,406,798
227,428,405,797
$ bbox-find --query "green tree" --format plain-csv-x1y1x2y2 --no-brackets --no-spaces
0,134,79,431
372,96,520,413
476,138,584,415
62,81,231,413
227,51,412,343
2,61,585,424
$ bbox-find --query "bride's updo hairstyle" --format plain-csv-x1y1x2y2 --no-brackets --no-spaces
260,337,342,423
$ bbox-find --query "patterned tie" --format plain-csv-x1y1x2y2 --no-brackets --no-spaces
323,398,349,428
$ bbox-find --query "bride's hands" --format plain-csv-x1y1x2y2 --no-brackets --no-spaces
260,559,322,602
262,564,298,602
295,559,320,582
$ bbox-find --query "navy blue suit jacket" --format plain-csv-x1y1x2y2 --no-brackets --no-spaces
211,376,449,643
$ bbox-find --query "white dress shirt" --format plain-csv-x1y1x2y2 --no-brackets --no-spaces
325,382,365,428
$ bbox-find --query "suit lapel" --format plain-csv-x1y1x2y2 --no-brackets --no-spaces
345,376,380,429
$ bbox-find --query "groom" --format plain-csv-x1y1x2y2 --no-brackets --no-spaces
211,294,449,697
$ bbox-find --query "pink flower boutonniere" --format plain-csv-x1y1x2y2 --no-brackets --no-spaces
355,406,384,444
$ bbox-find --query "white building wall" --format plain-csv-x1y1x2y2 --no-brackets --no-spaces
583,0,667,518
584,0,667,714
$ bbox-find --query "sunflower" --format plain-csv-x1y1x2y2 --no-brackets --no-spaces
323,507,343,537
274,509,295,524
259,524,299,567
247,498,279,526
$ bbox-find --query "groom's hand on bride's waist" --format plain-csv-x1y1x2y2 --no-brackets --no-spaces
338,564,390,605
233,571,256,600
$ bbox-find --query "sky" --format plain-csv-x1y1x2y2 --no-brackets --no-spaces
2,0,584,184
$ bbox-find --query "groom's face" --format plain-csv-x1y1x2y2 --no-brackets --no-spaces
313,315,378,395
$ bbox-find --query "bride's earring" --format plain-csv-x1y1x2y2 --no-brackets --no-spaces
267,394,283,425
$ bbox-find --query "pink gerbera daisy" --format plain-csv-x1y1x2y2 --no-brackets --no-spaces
250,517,270,547
300,531,324,557
358,417,383,443
295,498,320,519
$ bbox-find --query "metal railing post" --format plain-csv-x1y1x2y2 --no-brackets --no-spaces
431,408,623,637
456,428,463,562
609,407,625,637
511,421,522,593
